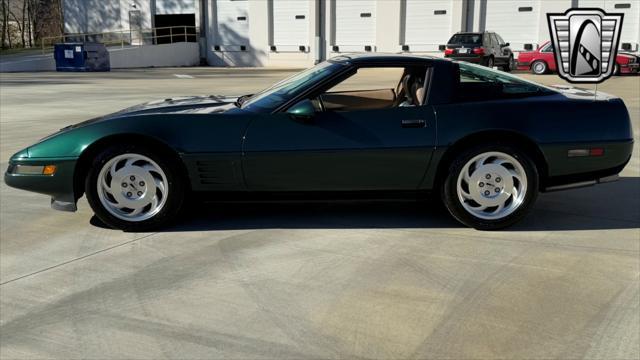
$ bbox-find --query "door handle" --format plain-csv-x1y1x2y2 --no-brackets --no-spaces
401,119,426,128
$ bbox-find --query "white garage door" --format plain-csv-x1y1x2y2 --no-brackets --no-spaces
333,0,376,51
272,0,310,51
580,0,640,51
484,0,540,51
215,0,249,49
156,0,195,14
404,0,452,51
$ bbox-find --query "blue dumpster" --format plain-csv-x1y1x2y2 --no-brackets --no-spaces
54,43,110,72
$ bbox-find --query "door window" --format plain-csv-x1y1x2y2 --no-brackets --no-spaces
318,66,429,112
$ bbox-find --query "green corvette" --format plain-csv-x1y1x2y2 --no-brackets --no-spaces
4,54,633,231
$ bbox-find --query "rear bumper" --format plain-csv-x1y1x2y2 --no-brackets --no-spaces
4,158,79,212
445,55,483,63
540,140,633,192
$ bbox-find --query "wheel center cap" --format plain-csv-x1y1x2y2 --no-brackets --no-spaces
117,172,148,200
469,164,513,206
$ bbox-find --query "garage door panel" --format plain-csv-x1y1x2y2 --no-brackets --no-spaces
484,0,539,51
578,1,639,51
272,0,310,49
216,0,249,47
404,0,452,51
605,1,639,51
334,0,376,48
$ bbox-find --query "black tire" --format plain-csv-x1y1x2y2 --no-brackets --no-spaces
85,144,186,231
440,144,539,230
484,56,495,68
502,55,514,72
531,60,547,75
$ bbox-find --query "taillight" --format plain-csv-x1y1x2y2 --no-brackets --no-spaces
444,48,454,55
473,47,485,55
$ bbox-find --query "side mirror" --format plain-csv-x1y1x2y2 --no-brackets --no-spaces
503,42,510,47
287,99,316,122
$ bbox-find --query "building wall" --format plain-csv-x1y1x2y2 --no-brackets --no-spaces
64,0,640,67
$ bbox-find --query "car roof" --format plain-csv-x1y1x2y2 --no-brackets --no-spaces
328,53,445,65
453,31,487,35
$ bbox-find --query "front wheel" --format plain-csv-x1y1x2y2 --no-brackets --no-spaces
85,144,185,231
441,145,539,230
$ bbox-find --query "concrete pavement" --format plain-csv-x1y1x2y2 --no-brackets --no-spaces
0,68,638,359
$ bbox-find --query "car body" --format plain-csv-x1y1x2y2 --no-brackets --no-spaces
517,41,640,75
5,54,634,231
444,31,514,71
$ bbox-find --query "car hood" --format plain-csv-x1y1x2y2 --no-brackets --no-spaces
113,95,239,116
58,95,240,133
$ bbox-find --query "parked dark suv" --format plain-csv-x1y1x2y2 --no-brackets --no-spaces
444,31,514,71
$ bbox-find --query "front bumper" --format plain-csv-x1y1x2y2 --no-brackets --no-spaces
4,158,79,212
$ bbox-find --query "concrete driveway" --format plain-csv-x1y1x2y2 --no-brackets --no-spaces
0,68,638,359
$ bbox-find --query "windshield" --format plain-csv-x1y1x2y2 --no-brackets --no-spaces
458,62,556,95
448,34,482,45
241,61,345,112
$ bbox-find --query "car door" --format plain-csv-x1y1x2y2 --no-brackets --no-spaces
242,62,436,191
490,33,504,64
539,43,557,71
495,34,511,63
242,97,436,192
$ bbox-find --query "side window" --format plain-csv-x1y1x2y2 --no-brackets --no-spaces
483,33,491,46
455,62,554,102
541,43,553,53
496,34,505,46
328,67,404,92
319,66,429,112
491,34,500,47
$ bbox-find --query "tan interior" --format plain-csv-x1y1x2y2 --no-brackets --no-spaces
321,89,396,111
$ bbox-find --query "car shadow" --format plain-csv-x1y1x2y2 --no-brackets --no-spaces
90,177,639,232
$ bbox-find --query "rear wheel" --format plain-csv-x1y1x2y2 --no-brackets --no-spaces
85,144,185,231
531,60,547,74
441,144,539,230
502,55,514,72
484,56,495,68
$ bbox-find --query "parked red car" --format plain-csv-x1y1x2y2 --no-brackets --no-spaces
517,41,639,75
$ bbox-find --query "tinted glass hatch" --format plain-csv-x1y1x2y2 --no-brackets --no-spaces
448,33,482,45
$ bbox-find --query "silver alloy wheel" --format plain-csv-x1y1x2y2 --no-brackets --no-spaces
456,151,527,220
97,153,169,222
533,61,546,74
